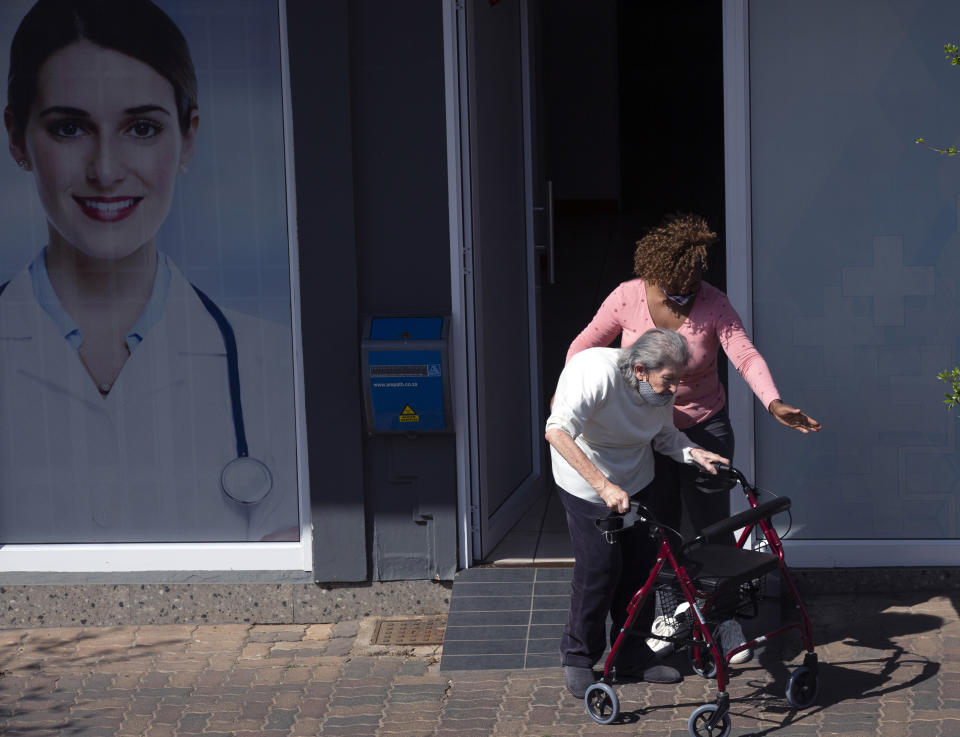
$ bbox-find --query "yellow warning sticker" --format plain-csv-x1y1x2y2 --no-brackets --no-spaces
399,405,420,422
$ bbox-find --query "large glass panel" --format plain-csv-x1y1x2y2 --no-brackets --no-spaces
0,0,300,543
750,0,960,539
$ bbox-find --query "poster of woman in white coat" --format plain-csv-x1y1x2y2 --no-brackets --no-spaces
0,0,300,543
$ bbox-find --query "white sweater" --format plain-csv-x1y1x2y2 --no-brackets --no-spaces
546,348,696,502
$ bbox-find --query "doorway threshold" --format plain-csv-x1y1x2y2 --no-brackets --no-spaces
482,485,573,567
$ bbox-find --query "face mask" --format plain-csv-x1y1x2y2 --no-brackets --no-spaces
661,287,697,306
636,380,674,406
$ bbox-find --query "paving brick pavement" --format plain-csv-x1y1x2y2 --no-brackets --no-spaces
0,591,956,736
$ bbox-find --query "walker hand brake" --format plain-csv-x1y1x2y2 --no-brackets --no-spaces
595,501,649,544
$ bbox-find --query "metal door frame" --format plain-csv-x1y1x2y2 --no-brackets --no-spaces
442,0,473,569
443,0,543,567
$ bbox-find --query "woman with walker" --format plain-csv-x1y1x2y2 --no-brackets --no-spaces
564,212,820,661
545,328,729,699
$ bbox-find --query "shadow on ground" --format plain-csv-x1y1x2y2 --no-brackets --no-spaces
0,628,188,736
598,590,949,734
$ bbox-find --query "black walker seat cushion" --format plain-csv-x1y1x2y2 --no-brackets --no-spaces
657,543,780,594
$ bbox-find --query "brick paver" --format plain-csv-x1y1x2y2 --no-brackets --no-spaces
0,592,956,735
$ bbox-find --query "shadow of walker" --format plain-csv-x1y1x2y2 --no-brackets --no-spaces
732,606,944,735
581,600,945,731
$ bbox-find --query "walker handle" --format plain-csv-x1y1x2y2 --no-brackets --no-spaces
710,461,749,487
620,499,654,528
683,496,792,548
596,500,655,544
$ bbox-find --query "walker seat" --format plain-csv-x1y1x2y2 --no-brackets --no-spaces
658,543,780,595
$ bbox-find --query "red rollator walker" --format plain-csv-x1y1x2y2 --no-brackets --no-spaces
584,464,818,735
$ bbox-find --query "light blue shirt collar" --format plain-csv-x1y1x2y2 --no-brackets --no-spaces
28,247,172,353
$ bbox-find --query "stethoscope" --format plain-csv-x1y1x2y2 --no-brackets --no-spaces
191,285,274,508
0,277,274,509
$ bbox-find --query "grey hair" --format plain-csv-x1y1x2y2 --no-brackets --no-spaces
617,329,689,390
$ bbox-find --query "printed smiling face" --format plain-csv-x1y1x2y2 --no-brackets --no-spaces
9,40,198,262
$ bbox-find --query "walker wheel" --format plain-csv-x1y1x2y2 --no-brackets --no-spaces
785,665,819,708
687,639,718,679
584,681,619,725
687,703,731,737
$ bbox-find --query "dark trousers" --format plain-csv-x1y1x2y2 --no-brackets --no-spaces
559,486,661,669
654,408,736,543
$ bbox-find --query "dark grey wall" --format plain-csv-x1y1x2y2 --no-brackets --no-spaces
349,1,457,581
287,0,366,581
287,0,457,582
349,3,453,316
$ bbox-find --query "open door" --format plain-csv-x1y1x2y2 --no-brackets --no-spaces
454,0,547,561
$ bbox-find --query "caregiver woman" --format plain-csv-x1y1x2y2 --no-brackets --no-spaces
0,0,298,543
546,329,729,698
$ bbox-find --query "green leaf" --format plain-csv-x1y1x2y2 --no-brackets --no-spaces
939,367,960,412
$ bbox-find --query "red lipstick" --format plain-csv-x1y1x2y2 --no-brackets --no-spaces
74,196,142,222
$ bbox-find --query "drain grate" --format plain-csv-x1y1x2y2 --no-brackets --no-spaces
372,615,447,646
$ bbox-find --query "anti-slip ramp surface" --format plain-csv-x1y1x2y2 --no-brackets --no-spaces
440,567,572,670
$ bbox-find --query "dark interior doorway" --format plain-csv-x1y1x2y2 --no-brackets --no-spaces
538,0,726,401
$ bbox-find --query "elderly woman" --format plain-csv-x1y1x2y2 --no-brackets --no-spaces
546,328,728,699
565,212,820,662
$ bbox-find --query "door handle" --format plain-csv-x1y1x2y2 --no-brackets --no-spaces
533,179,555,284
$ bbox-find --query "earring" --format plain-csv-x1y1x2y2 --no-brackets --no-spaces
17,160,30,171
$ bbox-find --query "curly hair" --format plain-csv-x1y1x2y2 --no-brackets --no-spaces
632,213,717,289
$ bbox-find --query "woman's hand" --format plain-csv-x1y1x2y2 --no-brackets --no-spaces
768,399,822,434
596,479,630,513
689,448,730,474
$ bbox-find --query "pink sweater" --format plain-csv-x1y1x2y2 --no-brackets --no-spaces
566,279,780,430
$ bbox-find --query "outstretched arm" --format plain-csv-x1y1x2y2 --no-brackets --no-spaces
768,399,821,433
715,292,823,434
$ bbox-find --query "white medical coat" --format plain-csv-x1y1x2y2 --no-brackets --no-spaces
0,259,300,543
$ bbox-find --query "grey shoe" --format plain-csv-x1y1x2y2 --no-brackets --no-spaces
563,665,596,698
638,663,682,683
616,662,682,683
717,619,752,664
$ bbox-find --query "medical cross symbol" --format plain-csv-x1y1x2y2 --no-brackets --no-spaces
841,236,934,326
792,285,883,377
